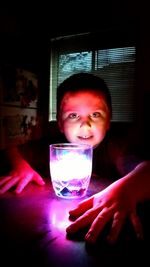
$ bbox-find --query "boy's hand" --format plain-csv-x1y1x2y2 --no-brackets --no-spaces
66,182,143,243
0,160,45,194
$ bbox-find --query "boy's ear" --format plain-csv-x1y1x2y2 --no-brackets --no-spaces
58,118,64,133
106,119,111,131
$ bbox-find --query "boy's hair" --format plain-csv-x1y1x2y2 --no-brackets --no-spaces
56,72,112,118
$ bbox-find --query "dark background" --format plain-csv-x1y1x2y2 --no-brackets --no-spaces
0,3,150,144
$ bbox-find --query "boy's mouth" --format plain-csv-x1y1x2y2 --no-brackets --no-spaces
78,135,93,140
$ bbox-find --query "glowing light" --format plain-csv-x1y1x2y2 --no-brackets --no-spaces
50,153,91,181
50,143,93,198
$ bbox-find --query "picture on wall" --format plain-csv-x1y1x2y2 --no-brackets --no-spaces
0,64,40,149
0,106,42,148
1,64,38,108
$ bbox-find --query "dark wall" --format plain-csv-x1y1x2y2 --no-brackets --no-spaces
0,4,150,143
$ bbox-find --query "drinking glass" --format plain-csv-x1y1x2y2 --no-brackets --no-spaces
49,143,93,199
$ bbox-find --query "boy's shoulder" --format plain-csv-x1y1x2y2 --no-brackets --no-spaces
46,120,66,144
100,122,145,161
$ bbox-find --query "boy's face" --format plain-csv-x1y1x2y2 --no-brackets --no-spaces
58,90,110,148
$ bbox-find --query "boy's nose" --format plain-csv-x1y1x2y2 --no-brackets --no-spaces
80,118,91,128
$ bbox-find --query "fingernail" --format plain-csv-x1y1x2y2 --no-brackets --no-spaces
85,232,95,243
66,226,72,233
69,210,74,215
107,235,116,244
15,189,21,194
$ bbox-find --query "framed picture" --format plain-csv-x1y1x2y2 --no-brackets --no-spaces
0,65,38,108
0,106,42,148
0,64,40,149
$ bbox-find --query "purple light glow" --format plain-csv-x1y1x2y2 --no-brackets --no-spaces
49,199,78,231
50,143,93,198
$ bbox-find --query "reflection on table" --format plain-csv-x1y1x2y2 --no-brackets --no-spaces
0,176,150,267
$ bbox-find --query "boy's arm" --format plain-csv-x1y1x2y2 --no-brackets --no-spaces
121,160,150,203
0,145,45,194
66,160,150,244
5,145,30,168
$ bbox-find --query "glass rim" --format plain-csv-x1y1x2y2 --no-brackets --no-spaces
50,143,92,150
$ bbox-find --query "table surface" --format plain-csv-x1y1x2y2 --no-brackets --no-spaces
0,176,150,267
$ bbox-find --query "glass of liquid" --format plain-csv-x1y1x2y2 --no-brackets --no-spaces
49,143,93,199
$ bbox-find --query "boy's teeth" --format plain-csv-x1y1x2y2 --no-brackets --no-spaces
78,135,92,139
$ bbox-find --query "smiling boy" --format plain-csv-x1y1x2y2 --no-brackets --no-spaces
1,73,150,244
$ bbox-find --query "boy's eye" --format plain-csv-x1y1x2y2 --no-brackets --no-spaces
91,112,101,118
68,113,79,119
